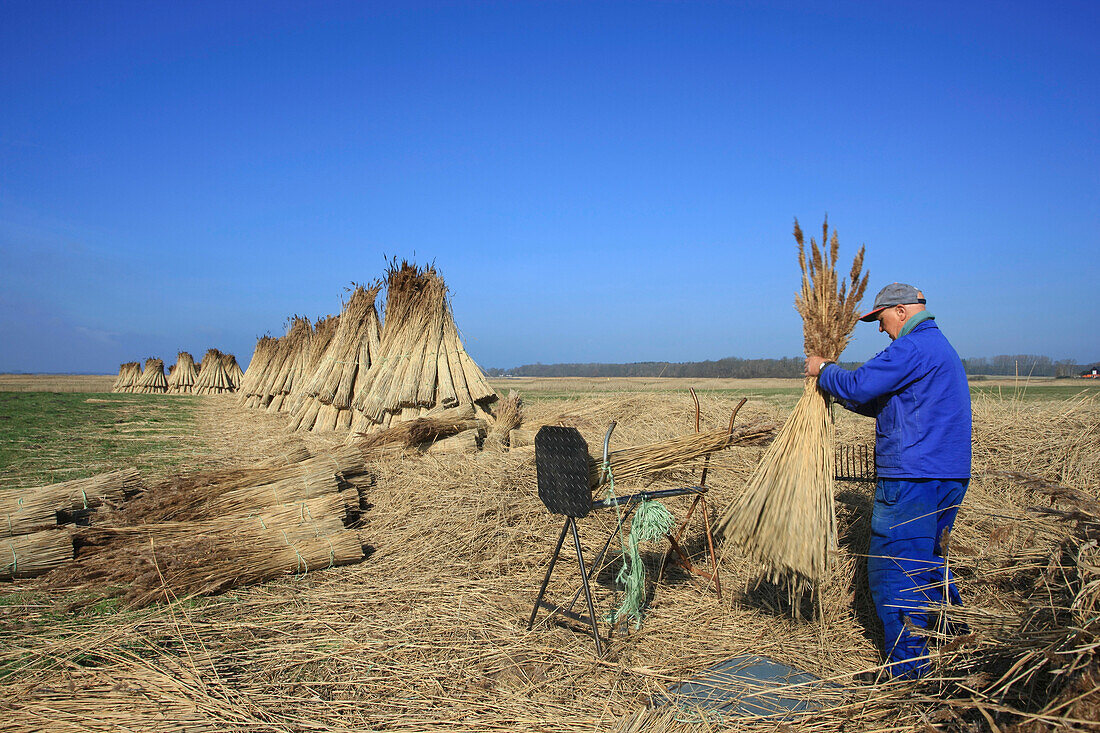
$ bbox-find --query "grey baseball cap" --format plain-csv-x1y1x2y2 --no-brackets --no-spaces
859,283,927,322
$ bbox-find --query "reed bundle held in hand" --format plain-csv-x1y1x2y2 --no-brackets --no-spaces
718,218,867,584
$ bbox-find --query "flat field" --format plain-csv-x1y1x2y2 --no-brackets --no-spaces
0,376,1097,730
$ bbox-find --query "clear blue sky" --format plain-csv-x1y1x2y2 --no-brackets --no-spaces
2,1,1097,373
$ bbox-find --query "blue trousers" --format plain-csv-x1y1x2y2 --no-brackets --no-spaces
867,477,968,679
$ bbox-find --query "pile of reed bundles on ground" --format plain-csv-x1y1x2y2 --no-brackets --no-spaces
0,469,144,579
111,361,141,392
718,217,868,585
166,351,197,393
132,357,168,394
193,348,236,394
36,410,485,607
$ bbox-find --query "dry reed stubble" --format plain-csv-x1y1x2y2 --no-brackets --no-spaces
2,392,1097,732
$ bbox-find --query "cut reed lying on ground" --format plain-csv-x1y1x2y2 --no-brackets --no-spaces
718,217,867,584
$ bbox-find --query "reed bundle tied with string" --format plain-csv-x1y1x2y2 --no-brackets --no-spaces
289,285,382,432
1,529,73,579
111,362,141,393
52,514,363,608
74,492,354,548
133,358,168,394
717,218,868,584
122,522,365,609
166,352,198,394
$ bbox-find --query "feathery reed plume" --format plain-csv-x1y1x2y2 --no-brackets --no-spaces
717,217,868,585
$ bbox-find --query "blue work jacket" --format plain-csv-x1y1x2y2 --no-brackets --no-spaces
818,319,971,479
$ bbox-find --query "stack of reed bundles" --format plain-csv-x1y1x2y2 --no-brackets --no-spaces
717,217,868,586
38,414,479,605
348,262,496,435
111,362,141,393
290,284,382,433
167,352,198,394
193,349,234,394
238,336,277,407
133,358,168,394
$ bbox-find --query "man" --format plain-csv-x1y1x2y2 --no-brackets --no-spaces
806,283,971,679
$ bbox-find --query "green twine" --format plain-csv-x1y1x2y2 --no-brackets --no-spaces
609,498,674,629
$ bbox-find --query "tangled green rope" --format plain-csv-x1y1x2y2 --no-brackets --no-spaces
609,498,674,628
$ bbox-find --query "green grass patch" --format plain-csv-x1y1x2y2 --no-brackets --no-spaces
969,382,1100,402
0,391,200,489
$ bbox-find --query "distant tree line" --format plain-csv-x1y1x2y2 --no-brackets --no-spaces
487,355,1090,379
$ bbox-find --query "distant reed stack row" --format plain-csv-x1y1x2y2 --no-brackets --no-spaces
112,350,243,394
240,261,498,441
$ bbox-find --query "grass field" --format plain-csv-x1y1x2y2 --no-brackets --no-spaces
0,392,200,489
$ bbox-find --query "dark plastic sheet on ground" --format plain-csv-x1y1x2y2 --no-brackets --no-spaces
652,654,847,720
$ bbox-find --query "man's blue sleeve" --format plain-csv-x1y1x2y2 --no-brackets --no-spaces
818,341,924,407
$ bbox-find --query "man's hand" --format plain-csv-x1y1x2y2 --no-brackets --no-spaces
805,356,831,377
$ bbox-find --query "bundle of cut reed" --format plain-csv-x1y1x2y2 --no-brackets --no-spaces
111,362,141,393
166,352,197,394
349,261,497,433
257,443,312,467
488,390,523,446
133,358,168,394
238,336,277,407
193,349,234,394
286,315,339,414
264,317,312,413
74,492,353,547
225,353,244,389
122,522,364,608
717,218,867,584
0,529,73,579
290,284,382,432
427,428,482,455
587,422,775,488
